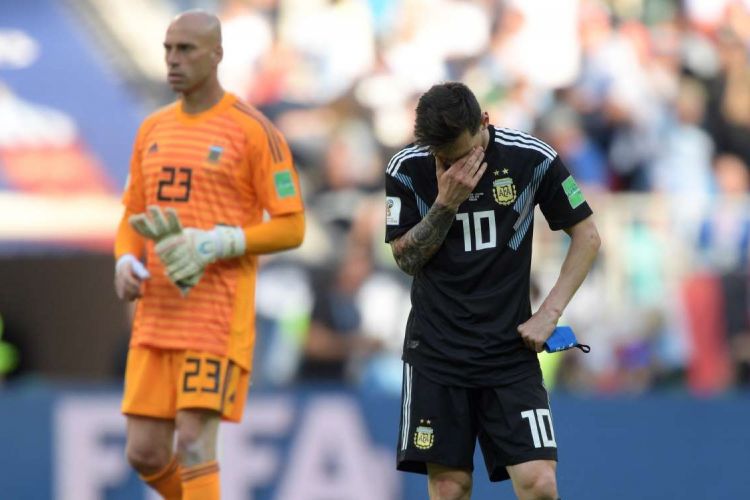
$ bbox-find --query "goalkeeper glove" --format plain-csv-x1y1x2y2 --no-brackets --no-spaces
155,224,246,284
128,205,203,291
129,205,181,242
130,205,246,287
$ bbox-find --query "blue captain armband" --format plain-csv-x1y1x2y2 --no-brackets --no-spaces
544,326,590,353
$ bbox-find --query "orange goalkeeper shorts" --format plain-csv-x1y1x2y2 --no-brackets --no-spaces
121,346,250,422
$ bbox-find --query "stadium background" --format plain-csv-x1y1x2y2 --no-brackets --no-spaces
1,0,749,498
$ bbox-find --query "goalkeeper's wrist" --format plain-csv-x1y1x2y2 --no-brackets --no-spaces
115,254,138,273
210,225,246,259
115,253,150,279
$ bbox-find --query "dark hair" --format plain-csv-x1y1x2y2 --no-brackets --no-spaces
414,82,482,151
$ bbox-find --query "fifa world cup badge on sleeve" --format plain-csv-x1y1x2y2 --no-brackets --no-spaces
386,197,401,225
562,175,585,209
273,170,296,198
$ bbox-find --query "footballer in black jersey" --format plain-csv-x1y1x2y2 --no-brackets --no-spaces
386,82,600,499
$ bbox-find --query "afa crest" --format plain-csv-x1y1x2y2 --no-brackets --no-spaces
207,145,223,164
493,176,516,206
414,419,435,450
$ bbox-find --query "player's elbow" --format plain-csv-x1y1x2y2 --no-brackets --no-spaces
286,212,305,249
587,223,601,255
395,260,417,276
288,231,304,249
392,252,419,276
570,217,601,255
389,240,416,275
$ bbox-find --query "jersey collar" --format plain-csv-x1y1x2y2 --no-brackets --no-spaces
174,92,236,124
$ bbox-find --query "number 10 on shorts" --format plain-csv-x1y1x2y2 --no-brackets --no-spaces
521,409,557,448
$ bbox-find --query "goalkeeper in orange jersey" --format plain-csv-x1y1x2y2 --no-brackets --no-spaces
113,10,304,500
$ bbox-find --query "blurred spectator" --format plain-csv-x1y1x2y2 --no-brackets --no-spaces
296,242,384,382
218,0,275,99
649,76,714,197
311,115,384,238
486,0,579,89
254,260,313,386
349,196,411,393
538,102,609,190
721,269,750,386
697,154,750,272
698,154,750,386
278,0,376,104
705,27,750,168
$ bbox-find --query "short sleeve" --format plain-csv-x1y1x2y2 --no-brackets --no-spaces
253,123,304,216
535,156,593,230
385,171,422,242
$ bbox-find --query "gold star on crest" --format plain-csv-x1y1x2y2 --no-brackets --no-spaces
502,168,509,174
494,170,500,176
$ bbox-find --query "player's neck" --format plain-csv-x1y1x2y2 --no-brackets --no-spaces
481,126,490,151
181,79,225,115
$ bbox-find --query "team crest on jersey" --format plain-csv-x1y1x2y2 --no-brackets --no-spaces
413,419,434,450
493,176,516,206
207,145,223,163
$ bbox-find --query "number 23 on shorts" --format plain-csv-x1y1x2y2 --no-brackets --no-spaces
178,351,236,413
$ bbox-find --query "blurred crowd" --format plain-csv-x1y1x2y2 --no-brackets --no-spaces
106,0,750,395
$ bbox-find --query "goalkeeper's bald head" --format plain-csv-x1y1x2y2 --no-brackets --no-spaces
163,10,223,94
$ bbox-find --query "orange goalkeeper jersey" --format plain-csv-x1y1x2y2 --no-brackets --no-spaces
122,92,304,370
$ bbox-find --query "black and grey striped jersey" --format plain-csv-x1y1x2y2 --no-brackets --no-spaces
385,125,593,387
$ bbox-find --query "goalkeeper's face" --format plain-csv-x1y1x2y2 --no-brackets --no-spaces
163,12,223,94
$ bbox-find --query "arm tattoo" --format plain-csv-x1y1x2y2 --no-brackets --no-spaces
390,202,456,275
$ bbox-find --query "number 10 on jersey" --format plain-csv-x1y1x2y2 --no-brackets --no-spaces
456,211,496,252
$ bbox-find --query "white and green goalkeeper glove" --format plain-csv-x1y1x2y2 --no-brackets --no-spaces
129,205,181,242
129,205,201,291
155,224,246,284
129,205,246,290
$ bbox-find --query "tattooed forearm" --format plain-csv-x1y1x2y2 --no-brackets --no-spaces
390,202,457,275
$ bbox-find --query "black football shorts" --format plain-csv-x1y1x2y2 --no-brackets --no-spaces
396,363,558,482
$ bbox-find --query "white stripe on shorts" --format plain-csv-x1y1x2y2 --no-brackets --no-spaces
400,363,413,451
